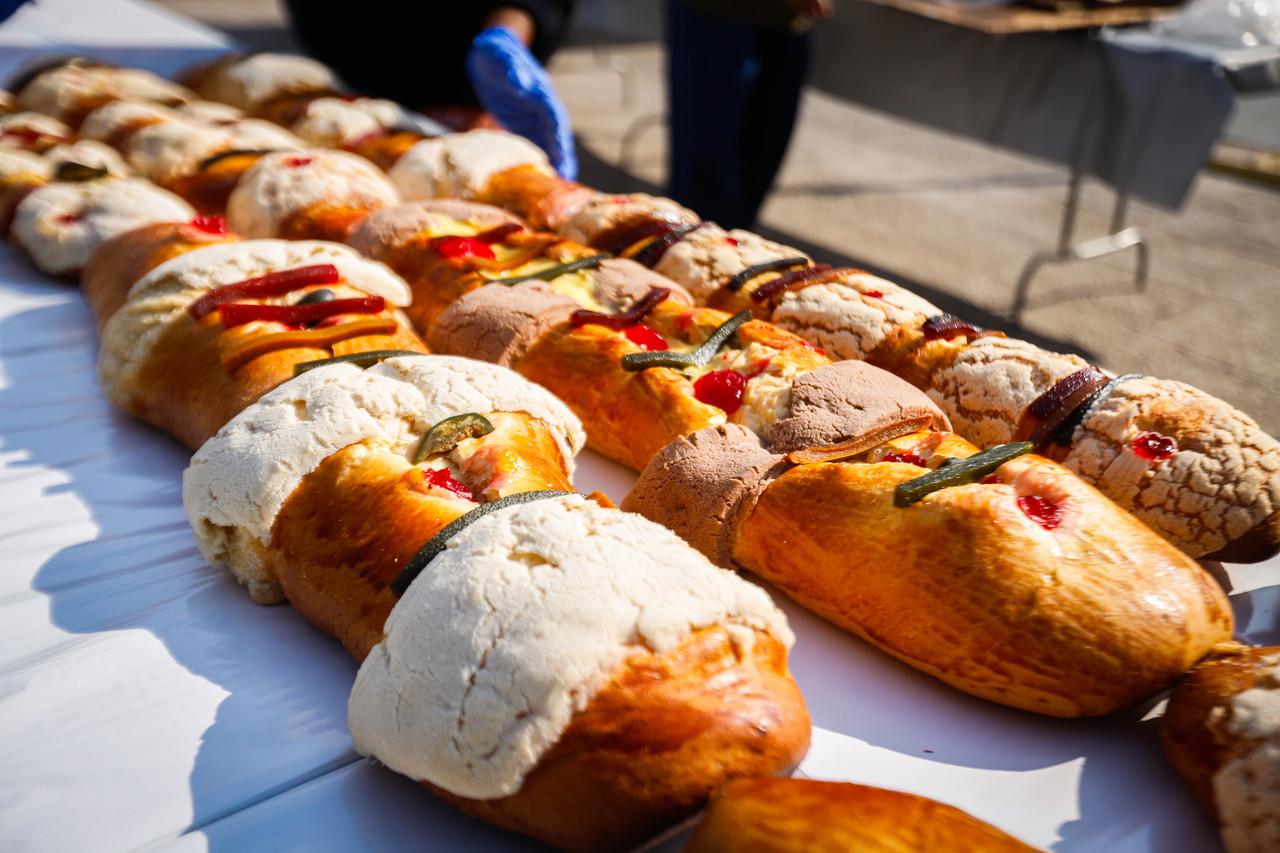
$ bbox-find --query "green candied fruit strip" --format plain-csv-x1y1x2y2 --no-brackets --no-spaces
292,349,422,376
413,412,494,464
390,490,573,596
491,254,609,286
621,309,752,372
893,441,1034,508
53,161,110,182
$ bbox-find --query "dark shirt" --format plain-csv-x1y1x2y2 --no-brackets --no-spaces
283,0,575,107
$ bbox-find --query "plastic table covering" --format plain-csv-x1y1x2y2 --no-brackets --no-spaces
1,2,1278,851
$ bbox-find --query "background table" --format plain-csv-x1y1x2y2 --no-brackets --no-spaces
1,2,1276,851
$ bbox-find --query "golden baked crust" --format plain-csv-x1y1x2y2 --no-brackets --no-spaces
1164,644,1279,810
733,452,1233,716
278,202,382,243
686,778,1038,852
518,318,720,471
378,230,587,336
169,151,268,215
265,414,575,660
429,626,810,852
81,221,237,331
125,307,425,449
349,130,428,172
481,163,596,231
517,303,827,471
242,402,808,850
177,54,240,98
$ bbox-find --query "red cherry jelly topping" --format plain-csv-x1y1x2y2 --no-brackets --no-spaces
724,236,739,246
1131,431,1177,461
1017,495,1063,530
283,155,314,168
53,211,84,225
882,451,928,467
422,467,475,501
431,235,496,260
2,127,44,147
981,474,1001,485
623,323,668,351
190,214,228,235
693,369,747,415
864,290,884,299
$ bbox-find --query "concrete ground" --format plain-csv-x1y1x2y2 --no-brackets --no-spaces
159,0,1280,435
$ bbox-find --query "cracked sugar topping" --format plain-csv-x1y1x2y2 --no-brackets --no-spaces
348,494,790,799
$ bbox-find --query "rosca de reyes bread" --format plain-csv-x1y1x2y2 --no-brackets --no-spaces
10,174,194,277
183,353,583,607
349,202,927,471
622,361,1234,717
1163,644,1280,853
227,148,399,240
182,355,810,850
10,57,192,127
430,277,878,471
99,239,425,448
388,130,596,231
122,116,301,196
0,140,131,239
179,52,340,120
684,778,1038,852
386,129,1280,563
0,110,74,153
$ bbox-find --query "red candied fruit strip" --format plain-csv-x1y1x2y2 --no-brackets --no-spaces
283,155,314,168
218,296,385,328
430,235,496,260
570,286,670,330
725,236,739,246
1,127,46,147
1017,494,1063,530
190,214,229,235
921,314,984,341
474,222,524,244
749,264,836,303
882,451,928,467
623,323,668,351
422,467,475,501
188,264,342,319
693,369,747,415
1131,431,1177,461
864,290,884,299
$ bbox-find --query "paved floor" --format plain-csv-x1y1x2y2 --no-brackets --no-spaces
157,0,1280,435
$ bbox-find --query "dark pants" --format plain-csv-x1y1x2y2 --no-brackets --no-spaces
665,1,811,231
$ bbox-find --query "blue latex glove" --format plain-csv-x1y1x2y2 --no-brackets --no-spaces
466,26,577,180
0,0,30,23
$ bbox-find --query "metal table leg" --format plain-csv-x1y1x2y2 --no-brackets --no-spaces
1010,173,1149,322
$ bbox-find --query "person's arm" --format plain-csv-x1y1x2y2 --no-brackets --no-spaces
485,1,574,59
467,2,578,179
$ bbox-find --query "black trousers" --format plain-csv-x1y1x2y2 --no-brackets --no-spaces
665,0,811,231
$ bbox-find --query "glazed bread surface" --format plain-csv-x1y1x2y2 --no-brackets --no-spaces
685,778,1038,852
733,449,1234,715
349,494,809,851
1164,645,1280,853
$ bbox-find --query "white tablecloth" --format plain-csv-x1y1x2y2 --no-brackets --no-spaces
0,2,1276,851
